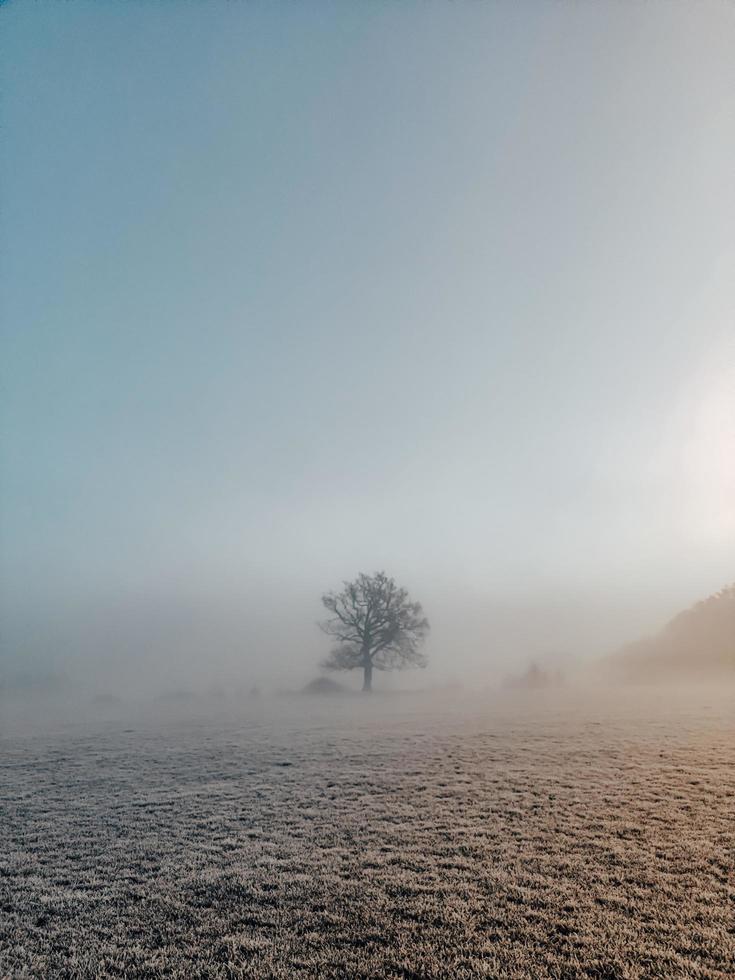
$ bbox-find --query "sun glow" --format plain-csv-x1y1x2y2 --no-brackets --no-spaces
681,352,735,540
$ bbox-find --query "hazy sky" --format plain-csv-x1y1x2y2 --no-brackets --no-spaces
2,1,734,688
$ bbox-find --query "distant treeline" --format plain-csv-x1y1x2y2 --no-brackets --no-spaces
608,584,735,680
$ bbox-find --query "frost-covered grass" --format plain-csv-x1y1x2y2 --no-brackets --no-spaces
1,690,733,978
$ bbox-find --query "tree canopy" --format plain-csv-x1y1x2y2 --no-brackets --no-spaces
319,571,429,691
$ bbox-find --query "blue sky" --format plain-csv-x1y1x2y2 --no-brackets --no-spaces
2,1,733,685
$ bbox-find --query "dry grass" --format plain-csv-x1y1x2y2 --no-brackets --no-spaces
1,690,733,978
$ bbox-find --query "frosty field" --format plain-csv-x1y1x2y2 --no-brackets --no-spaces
1,690,733,979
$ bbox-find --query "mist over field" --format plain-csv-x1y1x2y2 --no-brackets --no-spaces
0,582,705,703
1,0,734,976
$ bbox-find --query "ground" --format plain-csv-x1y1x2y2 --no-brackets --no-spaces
1,688,733,979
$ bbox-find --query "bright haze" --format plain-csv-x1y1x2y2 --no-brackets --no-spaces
2,1,733,695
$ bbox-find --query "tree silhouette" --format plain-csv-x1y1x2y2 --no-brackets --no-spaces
319,571,429,692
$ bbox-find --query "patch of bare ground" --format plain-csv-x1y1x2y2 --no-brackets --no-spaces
1,691,733,978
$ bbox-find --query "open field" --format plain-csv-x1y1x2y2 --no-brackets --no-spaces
1,689,734,979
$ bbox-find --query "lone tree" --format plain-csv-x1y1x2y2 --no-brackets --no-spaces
319,571,429,692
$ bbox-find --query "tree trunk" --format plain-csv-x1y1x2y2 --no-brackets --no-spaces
362,659,373,692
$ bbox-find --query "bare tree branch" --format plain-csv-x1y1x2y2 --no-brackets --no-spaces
318,572,430,690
